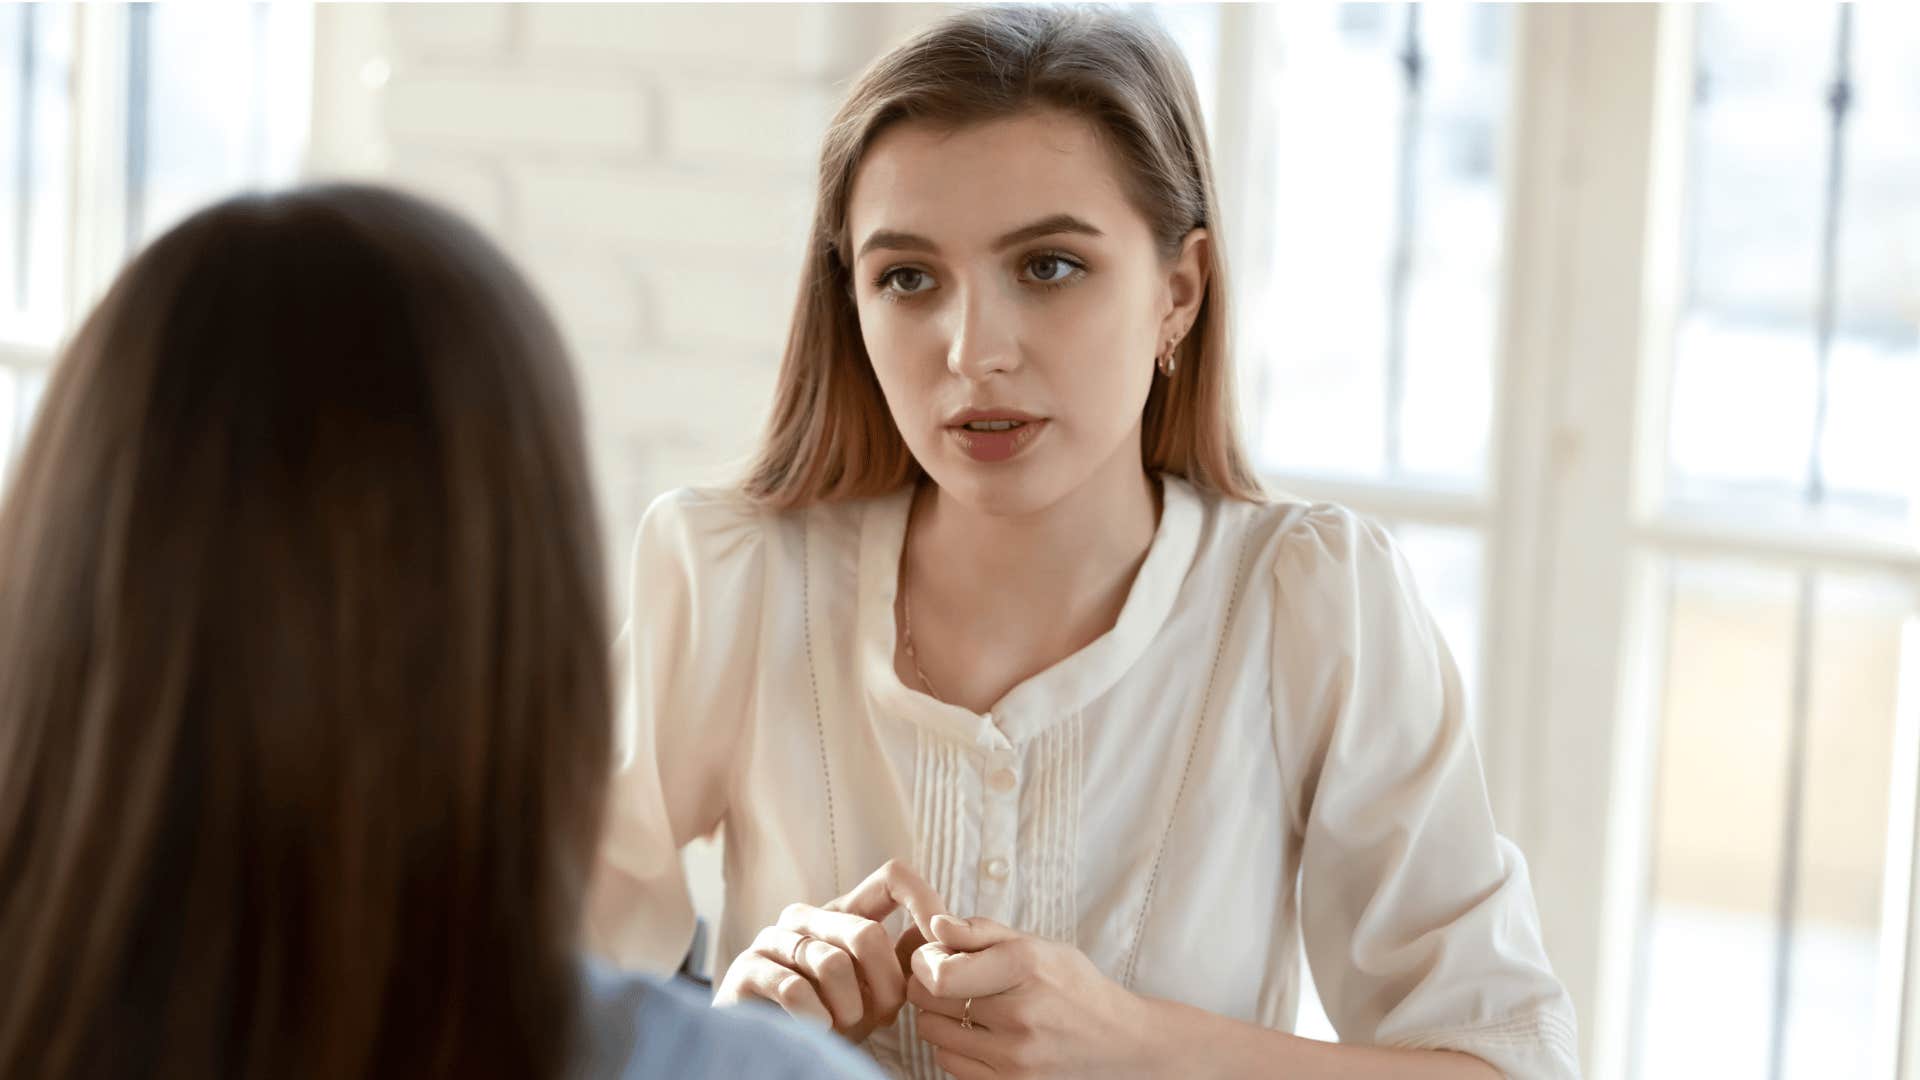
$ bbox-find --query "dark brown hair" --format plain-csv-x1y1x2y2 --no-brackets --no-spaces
0,185,612,1079
743,4,1264,507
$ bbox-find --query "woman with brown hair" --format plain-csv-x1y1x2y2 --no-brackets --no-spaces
592,6,1578,1079
0,185,881,1080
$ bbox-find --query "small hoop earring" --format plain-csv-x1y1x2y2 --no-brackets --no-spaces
1157,342,1178,377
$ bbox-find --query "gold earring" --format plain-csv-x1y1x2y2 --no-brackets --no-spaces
1158,339,1179,377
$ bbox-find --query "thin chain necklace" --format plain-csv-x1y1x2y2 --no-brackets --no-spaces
900,498,941,701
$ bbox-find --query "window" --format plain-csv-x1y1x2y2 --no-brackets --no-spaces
1164,0,1515,1043
1248,4,1509,491
1173,3,1512,734
0,4,312,487
1630,8,1920,1078
1176,5,1920,1075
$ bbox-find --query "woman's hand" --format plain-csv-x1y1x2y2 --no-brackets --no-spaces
907,915,1166,1079
713,860,946,1043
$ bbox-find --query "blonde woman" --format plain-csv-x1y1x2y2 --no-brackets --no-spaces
591,7,1578,1079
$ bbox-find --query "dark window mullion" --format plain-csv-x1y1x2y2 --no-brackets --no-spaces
1383,3,1423,479
1767,9,1855,1080
1804,5,1853,509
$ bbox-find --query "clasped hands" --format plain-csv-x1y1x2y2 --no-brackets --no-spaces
712,860,1165,1079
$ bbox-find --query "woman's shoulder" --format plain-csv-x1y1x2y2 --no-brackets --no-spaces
634,485,777,556
1181,479,1398,588
1176,482,1421,648
633,485,884,573
572,966,884,1080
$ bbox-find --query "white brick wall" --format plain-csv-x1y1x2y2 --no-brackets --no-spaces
307,4,955,967
310,4,952,602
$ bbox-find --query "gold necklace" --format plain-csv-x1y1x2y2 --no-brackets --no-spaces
900,503,941,700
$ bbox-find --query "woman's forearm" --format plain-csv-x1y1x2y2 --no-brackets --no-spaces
1142,995,1501,1080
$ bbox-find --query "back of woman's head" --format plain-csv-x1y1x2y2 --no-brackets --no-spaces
0,184,612,1079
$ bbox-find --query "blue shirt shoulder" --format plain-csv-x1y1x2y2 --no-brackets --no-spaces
572,964,887,1080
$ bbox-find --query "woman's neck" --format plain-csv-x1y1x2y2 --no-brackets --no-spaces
912,448,1160,608
898,437,1161,713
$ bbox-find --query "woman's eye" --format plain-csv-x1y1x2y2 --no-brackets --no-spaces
1025,255,1080,284
881,268,934,295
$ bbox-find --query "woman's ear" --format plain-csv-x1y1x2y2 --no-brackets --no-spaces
1160,227,1210,345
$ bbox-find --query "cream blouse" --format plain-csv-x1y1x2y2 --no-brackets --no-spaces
589,475,1580,1079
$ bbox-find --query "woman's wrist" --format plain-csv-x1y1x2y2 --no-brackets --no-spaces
1132,994,1244,1080
1135,996,1501,1080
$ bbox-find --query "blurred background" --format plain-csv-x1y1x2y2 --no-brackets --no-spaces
0,4,1914,1079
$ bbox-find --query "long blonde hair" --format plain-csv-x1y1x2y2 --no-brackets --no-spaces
743,4,1263,508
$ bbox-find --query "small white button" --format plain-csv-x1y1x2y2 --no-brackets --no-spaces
984,857,1010,880
988,768,1016,793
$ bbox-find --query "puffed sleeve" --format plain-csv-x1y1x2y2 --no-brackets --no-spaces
1272,507,1581,1078
584,488,768,975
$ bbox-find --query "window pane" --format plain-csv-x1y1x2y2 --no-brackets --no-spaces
0,364,16,480
1667,7,1919,532
1257,5,1396,479
1389,521,1485,727
14,361,40,435
1687,8,1837,320
1398,6,1507,485
1150,3,1220,142
1782,575,1909,1079
1826,4,1920,522
133,3,313,247
0,4,76,345
1255,4,1508,490
1636,560,1915,1079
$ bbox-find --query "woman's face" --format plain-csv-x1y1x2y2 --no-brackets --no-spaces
846,108,1206,517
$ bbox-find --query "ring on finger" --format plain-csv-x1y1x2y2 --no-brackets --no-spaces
960,997,975,1031
788,933,813,970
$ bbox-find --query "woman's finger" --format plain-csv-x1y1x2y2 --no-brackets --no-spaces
932,1049,999,1080
824,859,949,942
750,925,864,1030
905,973,967,1021
894,923,928,976
731,955,833,1030
933,1045,998,1076
930,914,1022,952
916,1010,1002,1065
776,904,908,1018
912,936,1034,1000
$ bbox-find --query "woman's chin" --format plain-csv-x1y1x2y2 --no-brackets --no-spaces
924,457,1073,520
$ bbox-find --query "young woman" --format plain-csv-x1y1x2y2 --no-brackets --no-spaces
0,185,881,1080
590,8,1579,1079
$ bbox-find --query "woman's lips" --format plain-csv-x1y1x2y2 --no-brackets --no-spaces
946,418,1049,463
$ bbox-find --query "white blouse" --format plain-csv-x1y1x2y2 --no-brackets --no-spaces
589,475,1580,1079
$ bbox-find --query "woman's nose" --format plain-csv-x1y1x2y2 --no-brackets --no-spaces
943,284,1020,380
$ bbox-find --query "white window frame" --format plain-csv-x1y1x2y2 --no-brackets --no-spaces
1,4,314,480
1210,6,1920,1077
0,5,133,471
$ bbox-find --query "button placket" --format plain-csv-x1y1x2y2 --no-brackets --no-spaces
974,747,1020,921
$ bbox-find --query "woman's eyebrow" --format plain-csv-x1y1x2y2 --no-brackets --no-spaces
991,214,1103,251
857,229,938,260
855,213,1105,261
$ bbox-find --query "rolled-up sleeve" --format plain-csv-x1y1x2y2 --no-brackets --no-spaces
585,488,767,975
1272,508,1580,1078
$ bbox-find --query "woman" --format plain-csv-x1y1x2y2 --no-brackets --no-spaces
0,185,880,1080
591,7,1579,1079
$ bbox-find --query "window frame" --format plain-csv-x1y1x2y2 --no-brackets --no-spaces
1207,6,1920,1077
0,5,132,469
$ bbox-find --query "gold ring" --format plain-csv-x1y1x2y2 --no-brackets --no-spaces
960,997,975,1031
788,933,811,970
